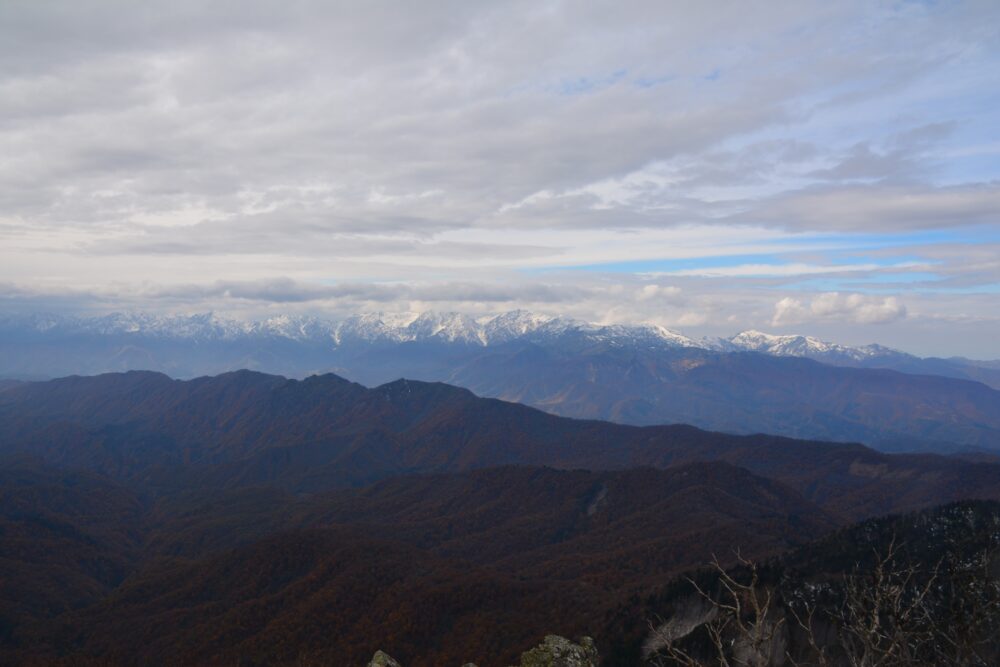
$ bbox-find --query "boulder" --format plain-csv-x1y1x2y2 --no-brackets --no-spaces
367,650,402,667
364,634,597,667
514,635,599,667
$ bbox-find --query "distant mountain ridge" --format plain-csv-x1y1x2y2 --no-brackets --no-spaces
0,310,708,349
721,329,901,362
2,370,1000,518
3,309,995,367
3,311,1000,452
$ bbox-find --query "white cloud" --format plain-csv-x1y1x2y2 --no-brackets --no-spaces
772,293,908,326
637,284,682,301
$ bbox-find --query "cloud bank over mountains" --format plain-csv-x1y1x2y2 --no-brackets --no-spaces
0,1,998,356
772,293,907,326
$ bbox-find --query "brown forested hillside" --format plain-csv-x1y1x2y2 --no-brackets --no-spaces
2,372,1000,665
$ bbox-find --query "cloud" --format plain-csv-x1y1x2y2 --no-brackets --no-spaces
660,262,904,278
0,278,592,310
746,183,1000,232
0,2,997,356
636,284,683,301
0,1,995,241
772,293,908,326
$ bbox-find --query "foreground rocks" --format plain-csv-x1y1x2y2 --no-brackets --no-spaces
366,634,599,667
516,635,600,666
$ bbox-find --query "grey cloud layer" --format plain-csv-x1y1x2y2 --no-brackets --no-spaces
0,1,998,355
2,1,995,237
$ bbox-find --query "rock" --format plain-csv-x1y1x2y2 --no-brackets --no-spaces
368,650,402,667
364,635,597,667
514,635,600,667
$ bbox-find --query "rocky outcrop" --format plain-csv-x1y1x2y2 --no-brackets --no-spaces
514,635,599,666
367,650,402,667
365,634,598,667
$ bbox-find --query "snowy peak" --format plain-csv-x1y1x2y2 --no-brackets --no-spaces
333,311,492,345
629,323,700,348
727,330,901,362
481,310,559,343
476,313,698,348
730,330,836,354
553,321,699,348
251,315,328,341
406,312,486,344
333,313,410,344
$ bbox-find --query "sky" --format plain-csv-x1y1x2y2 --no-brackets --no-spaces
1,1,999,357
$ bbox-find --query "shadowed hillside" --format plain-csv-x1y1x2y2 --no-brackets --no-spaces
1,461,833,666
3,371,1000,664
3,371,1000,519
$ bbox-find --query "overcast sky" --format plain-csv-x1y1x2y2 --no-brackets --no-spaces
1,1,999,356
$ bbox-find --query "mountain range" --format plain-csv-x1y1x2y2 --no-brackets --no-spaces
3,310,997,378
2,311,999,452
2,370,1000,665
3,370,1000,517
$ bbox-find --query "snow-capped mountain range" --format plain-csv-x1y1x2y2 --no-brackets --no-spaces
3,309,999,451
330,311,706,349
0,309,910,362
718,329,902,363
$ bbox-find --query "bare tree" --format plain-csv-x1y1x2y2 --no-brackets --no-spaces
648,536,1000,667
833,537,939,667
650,552,785,667
784,601,829,667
